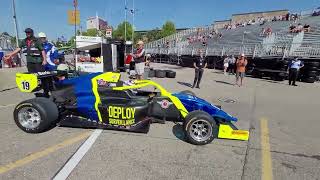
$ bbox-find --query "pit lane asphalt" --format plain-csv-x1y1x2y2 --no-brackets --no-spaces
0,64,319,180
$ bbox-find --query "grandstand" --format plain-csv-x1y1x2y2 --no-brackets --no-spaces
145,9,320,59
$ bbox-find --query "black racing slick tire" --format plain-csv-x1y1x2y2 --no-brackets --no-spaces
305,61,320,67
305,66,318,71
304,71,317,77
183,110,217,145
180,90,196,96
13,97,59,133
148,69,155,78
166,70,176,78
155,70,166,78
302,77,316,83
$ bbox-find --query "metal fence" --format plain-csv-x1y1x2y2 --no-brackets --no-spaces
146,42,320,58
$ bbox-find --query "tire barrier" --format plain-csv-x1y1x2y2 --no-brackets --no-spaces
148,69,155,78
166,70,176,78
155,70,166,78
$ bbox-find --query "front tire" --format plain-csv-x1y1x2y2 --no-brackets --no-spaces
13,97,59,133
183,111,217,145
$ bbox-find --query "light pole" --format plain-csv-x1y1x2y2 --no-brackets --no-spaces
131,0,135,53
12,0,19,48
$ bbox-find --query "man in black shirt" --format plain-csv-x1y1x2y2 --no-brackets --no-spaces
192,49,207,88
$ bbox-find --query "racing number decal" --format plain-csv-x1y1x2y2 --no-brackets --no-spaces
21,81,30,90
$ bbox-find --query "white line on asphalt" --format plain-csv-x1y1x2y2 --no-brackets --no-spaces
53,129,103,180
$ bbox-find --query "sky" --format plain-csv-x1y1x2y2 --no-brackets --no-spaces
0,0,319,40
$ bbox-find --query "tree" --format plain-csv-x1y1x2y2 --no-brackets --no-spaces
86,29,98,37
146,28,162,42
161,21,176,37
134,32,143,43
113,21,133,41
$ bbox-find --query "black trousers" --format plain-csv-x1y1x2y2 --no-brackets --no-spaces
27,62,44,73
193,68,204,87
288,68,298,85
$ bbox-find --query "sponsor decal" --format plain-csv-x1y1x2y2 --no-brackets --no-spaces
33,71,51,76
231,130,249,135
108,106,135,126
157,99,173,109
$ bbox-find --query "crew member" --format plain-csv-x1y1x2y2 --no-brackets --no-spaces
288,57,304,86
228,55,236,75
236,53,248,87
38,32,59,71
192,49,207,88
131,40,145,80
4,28,47,73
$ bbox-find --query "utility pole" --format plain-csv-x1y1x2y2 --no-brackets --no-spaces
12,0,19,48
131,0,134,53
12,0,22,66
73,0,78,68
124,0,127,61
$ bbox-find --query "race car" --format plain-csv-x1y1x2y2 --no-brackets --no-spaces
14,70,249,145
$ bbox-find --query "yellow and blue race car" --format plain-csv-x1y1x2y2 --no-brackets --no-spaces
14,71,249,145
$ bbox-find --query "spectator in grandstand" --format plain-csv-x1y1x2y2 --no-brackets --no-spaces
223,56,229,75
192,49,207,89
131,40,145,80
295,23,304,33
286,13,290,21
236,54,248,87
266,27,272,36
304,24,311,32
228,55,236,75
289,24,296,33
260,28,266,36
166,41,170,48
287,57,304,86
0,48,3,68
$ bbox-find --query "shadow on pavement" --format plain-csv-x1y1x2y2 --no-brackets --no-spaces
177,81,193,87
172,123,186,142
215,80,235,86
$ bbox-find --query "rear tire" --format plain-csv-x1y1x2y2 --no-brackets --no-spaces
183,111,217,145
13,97,59,133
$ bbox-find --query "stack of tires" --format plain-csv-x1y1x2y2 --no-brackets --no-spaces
148,69,176,78
300,61,320,83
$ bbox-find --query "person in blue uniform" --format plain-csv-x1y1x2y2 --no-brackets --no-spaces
288,57,304,86
38,32,59,71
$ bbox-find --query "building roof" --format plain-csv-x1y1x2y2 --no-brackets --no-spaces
232,9,289,16
214,19,231,23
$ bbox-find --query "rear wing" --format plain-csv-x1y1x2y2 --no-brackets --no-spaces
16,71,64,93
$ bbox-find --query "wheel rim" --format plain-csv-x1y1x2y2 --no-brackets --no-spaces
18,107,41,129
189,119,212,142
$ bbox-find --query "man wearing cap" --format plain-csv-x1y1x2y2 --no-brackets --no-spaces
4,28,46,73
131,40,145,80
287,57,304,86
38,32,59,71
236,53,248,87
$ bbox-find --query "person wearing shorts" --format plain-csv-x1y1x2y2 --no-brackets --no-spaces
236,54,248,87
131,40,145,80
